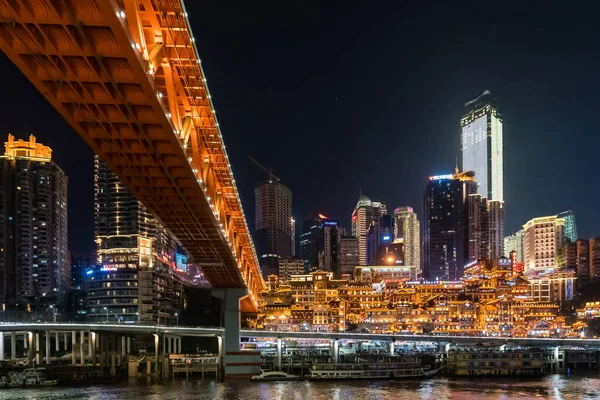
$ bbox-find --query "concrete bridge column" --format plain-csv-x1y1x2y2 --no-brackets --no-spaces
35,332,41,366
27,332,33,363
71,331,77,365
55,332,60,353
332,339,339,364
390,341,395,356
10,333,16,360
153,333,160,376
80,331,85,365
276,338,282,371
121,336,126,358
91,332,97,366
0,332,4,361
212,288,260,379
89,332,93,363
110,335,116,377
45,331,51,364
126,337,131,354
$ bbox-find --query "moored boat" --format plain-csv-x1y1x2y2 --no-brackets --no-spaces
251,371,302,381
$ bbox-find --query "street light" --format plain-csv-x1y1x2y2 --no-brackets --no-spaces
103,307,108,323
175,312,179,326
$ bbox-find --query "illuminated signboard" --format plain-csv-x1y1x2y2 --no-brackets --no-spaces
429,174,453,181
382,235,391,241
324,221,338,226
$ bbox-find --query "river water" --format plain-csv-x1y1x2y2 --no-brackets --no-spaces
0,374,599,399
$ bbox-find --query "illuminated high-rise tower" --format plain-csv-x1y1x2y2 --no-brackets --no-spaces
393,206,421,271
91,155,183,325
0,134,68,321
461,90,503,201
351,195,387,265
254,180,293,278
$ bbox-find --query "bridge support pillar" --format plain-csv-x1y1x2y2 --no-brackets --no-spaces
0,332,4,361
35,332,41,366
276,338,282,371
71,331,76,365
212,288,260,379
91,332,97,366
55,332,60,353
332,339,339,364
10,333,15,360
80,331,85,365
390,341,395,356
27,332,33,364
127,337,131,354
45,331,51,364
121,336,126,358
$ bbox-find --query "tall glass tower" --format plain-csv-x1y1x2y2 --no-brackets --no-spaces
557,210,577,243
461,90,503,201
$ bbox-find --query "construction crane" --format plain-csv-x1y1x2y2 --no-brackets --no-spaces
248,156,280,183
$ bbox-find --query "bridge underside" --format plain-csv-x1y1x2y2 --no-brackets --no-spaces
0,0,263,311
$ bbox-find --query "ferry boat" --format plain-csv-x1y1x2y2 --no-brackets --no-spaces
447,348,544,377
2,368,58,387
309,356,440,380
251,371,302,382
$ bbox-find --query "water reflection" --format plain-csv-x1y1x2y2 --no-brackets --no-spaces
0,374,599,400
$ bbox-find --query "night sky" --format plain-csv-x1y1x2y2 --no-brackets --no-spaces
0,1,598,253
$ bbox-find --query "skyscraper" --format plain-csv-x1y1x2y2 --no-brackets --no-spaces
461,90,503,201
557,210,577,243
393,206,421,271
338,236,360,277
90,156,183,324
366,214,395,265
504,229,524,263
254,180,293,278
318,216,342,273
300,213,320,272
351,195,387,265
467,194,490,262
0,134,68,321
423,171,477,281
488,200,505,259
522,215,566,275
467,196,505,261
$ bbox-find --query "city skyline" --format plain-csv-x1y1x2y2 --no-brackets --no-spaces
0,2,599,253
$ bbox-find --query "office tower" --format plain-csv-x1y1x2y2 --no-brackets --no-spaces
0,134,68,321
318,216,342,273
488,200,505,258
504,230,524,263
278,257,304,282
300,214,320,272
589,238,600,285
254,180,293,278
366,214,395,265
70,252,95,322
461,90,503,201
351,195,387,265
291,217,296,257
574,239,589,288
372,241,405,267
522,215,566,275
467,194,489,262
393,206,421,271
89,156,183,324
557,210,577,243
338,236,360,277
423,171,477,281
